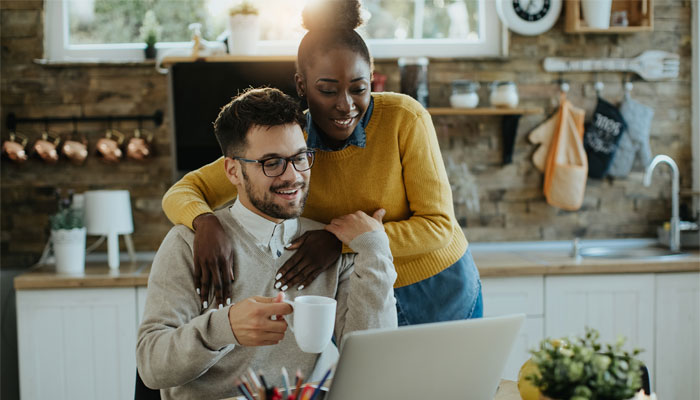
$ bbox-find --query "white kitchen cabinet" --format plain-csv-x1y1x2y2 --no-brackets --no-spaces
482,276,544,380
654,272,700,400
544,274,656,388
16,287,139,400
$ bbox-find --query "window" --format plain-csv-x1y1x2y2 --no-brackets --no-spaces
44,0,506,61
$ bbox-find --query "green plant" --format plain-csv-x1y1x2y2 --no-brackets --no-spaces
139,10,162,47
527,328,643,400
229,0,258,16
50,190,84,230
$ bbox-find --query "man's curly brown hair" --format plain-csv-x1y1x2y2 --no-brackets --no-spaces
213,87,305,157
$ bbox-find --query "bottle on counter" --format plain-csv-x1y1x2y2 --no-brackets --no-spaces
489,81,519,108
398,57,429,107
450,80,480,108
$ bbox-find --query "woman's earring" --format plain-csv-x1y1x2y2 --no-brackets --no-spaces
2,132,29,163
96,129,124,163
126,128,154,161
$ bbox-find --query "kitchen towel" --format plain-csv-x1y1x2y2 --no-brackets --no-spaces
530,103,586,173
607,94,654,178
543,97,588,211
583,97,627,178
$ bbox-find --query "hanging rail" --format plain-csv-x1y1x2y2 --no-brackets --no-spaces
5,110,164,132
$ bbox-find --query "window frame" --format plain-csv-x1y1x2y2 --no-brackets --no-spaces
44,0,507,62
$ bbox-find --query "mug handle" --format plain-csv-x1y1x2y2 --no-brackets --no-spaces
281,299,295,332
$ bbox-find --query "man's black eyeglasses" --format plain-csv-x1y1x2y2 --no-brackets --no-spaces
233,150,316,177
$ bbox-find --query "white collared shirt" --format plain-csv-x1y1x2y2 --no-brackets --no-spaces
229,199,298,259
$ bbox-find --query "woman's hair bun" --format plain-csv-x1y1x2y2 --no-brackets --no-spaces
302,0,363,32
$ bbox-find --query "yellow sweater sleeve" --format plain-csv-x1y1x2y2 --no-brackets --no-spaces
161,157,238,230
383,107,454,258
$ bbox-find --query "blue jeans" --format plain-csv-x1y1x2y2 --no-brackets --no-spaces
394,249,482,326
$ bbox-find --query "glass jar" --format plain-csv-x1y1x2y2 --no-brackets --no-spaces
489,81,519,108
449,80,480,108
398,57,429,107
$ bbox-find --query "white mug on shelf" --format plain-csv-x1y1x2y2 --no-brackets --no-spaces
581,0,613,29
283,295,336,353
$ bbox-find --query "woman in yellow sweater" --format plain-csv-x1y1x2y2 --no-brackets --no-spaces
162,0,482,325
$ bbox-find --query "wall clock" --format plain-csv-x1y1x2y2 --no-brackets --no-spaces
495,0,563,36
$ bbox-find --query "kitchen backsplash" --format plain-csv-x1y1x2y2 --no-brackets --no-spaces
0,0,694,269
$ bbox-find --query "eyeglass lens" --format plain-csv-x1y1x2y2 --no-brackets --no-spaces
262,152,314,177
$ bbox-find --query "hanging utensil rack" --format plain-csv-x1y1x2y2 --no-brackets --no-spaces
5,110,164,131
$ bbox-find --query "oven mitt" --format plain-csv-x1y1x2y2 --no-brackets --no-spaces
584,97,627,178
607,94,654,178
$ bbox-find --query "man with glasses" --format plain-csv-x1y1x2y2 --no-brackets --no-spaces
137,87,397,399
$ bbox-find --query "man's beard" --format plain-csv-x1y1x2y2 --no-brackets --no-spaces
241,167,308,220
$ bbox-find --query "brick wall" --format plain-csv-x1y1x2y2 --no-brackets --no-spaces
1,0,694,269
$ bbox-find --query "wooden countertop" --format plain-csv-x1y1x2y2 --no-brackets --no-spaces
13,261,151,290
473,249,700,278
14,247,699,290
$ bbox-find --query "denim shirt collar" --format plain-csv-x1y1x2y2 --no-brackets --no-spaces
306,96,374,151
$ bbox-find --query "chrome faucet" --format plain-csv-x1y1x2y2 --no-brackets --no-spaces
643,155,680,252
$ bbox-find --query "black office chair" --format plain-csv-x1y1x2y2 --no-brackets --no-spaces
135,369,161,400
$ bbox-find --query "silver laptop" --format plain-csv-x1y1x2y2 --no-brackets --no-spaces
326,314,525,400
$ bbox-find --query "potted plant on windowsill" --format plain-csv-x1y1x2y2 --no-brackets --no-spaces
228,0,259,55
140,10,162,59
524,327,653,400
50,190,86,275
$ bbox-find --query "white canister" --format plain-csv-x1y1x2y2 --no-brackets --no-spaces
489,81,519,108
228,14,260,55
52,227,86,275
450,80,480,108
581,0,613,29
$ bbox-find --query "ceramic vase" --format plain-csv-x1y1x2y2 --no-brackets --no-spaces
228,14,259,55
52,227,86,275
581,0,613,29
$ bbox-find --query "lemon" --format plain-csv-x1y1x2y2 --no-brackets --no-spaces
517,358,541,400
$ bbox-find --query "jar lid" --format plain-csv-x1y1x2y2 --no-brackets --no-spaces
491,80,516,87
398,57,429,66
451,80,480,90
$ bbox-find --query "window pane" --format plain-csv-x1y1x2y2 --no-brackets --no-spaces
68,0,209,45
422,0,480,40
362,0,480,41
362,0,415,40
66,0,482,45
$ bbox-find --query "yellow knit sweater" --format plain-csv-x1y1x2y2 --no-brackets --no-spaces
162,92,468,287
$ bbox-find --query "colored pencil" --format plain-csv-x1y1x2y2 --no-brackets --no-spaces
292,369,304,400
281,366,290,397
236,379,254,400
240,375,254,398
247,367,262,391
308,367,332,400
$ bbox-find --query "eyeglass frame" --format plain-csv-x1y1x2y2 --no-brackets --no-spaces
232,150,316,177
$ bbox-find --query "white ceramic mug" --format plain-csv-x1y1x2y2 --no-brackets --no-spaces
283,295,336,353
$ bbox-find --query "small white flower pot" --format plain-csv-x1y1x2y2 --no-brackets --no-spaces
228,14,259,55
52,227,86,275
581,0,613,29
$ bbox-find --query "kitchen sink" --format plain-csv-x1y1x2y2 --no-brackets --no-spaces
578,246,687,259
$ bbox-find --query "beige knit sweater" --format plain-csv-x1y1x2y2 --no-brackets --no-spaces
136,207,397,400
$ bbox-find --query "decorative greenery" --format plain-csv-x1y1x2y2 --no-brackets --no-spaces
229,0,259,16
50,190,84,231
139,10,162,47
527,328,643,400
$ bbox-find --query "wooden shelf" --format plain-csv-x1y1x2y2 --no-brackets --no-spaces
565,0,653,33
427,107,543,116
161,54,296,67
